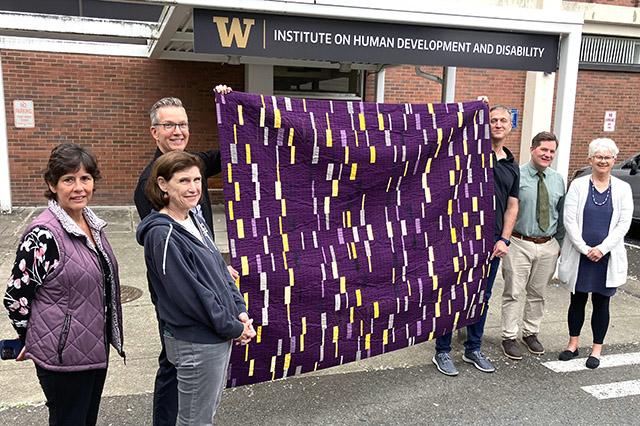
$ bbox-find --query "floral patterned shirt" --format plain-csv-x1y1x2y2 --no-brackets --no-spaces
3,226,60,342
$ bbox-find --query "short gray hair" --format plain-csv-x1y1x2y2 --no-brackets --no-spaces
588,138,619,158
489,105,513,119
149,97,184,125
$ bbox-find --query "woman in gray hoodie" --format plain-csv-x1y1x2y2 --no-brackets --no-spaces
136,150,255,425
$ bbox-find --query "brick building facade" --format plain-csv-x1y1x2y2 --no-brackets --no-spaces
2,50,242,205
1,0,639,205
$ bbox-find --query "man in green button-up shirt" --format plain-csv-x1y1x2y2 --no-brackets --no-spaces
500,131,565,360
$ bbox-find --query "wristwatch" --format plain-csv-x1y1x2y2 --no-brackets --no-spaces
498,237,511,246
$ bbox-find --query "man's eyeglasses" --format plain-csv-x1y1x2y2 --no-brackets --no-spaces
154,122,189,131
593,155,614,162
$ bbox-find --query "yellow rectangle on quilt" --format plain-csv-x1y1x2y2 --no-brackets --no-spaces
237,219,245,239
241,256,249,276
238,104,244,125
284,286,291,305
350,163,357,181
288,128,294,146
274,108,281,128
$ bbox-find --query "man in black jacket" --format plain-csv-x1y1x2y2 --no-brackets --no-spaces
134,95,230,426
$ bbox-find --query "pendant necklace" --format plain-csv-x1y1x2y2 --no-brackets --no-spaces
590,180,611,206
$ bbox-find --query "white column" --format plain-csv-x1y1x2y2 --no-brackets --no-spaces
519,0,562,166
375,68,385,103
441,66,456,103
553,29,582,184
520,71,555,164
244,64,273,95
0,54,12,213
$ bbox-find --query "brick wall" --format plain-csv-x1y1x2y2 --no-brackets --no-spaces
367,65,526,161
3,50,639,205
368,65,639,175
2,50,243,205
570,69,640,173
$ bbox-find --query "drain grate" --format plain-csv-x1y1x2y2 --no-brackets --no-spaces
120,286,144,303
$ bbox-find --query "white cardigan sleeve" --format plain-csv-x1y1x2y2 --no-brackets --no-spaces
563,178,590,255
596,180,633,255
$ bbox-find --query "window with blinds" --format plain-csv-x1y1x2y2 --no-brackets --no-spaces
580,35,640,69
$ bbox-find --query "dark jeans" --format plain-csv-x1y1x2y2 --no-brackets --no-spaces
153,317,179,426
568,291,611,344
435,254,501,354
35,365,107,426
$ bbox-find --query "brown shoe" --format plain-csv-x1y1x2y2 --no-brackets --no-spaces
502,339,523,360
522,335,545,355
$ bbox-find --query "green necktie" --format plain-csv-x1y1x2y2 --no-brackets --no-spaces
537,171,550,232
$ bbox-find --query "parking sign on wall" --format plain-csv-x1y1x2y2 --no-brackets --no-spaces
603,110,616,132
13,100,34,128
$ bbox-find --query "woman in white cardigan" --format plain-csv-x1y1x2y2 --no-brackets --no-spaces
557,138,633,369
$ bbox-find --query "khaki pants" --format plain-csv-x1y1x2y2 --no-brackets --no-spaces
501,236,559,340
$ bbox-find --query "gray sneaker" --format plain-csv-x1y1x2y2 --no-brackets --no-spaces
432,352,459,376
501,339,523,360
462,350,495,373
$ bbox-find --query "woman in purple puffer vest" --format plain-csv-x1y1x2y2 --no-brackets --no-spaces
3,143,125,425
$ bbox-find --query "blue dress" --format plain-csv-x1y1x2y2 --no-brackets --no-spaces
575,181,615,296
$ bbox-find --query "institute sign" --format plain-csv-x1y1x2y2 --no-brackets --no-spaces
194,10,559,72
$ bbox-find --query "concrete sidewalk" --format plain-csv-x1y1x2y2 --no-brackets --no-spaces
1,206,639,411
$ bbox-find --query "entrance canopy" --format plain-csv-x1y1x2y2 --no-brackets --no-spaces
0,0,584,212
0,1,584,70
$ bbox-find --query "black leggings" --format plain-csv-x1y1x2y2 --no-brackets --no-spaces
567,291,611,344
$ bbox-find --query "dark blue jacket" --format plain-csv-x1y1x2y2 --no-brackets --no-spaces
133,148,221,233
136,210,246,344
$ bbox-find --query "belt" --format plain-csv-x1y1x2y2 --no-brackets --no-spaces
512,232,553,244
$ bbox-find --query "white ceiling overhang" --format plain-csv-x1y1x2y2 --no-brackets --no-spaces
0,0,583,69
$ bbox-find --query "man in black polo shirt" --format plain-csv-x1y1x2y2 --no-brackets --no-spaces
134,92,238,426
432,104,520,376
134,97,219,232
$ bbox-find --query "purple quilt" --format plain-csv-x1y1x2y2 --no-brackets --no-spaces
215,92,495,386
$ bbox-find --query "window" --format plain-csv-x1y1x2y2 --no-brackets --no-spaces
274,66,364,100
580,35,640,70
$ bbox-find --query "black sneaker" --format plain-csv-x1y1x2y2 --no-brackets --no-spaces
502,339,523,360
522,335,545,355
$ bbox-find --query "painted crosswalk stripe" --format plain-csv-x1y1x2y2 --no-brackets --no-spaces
542,352,640,373
582,380,640,400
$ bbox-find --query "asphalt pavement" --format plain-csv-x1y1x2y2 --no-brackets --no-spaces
1,207,640,425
